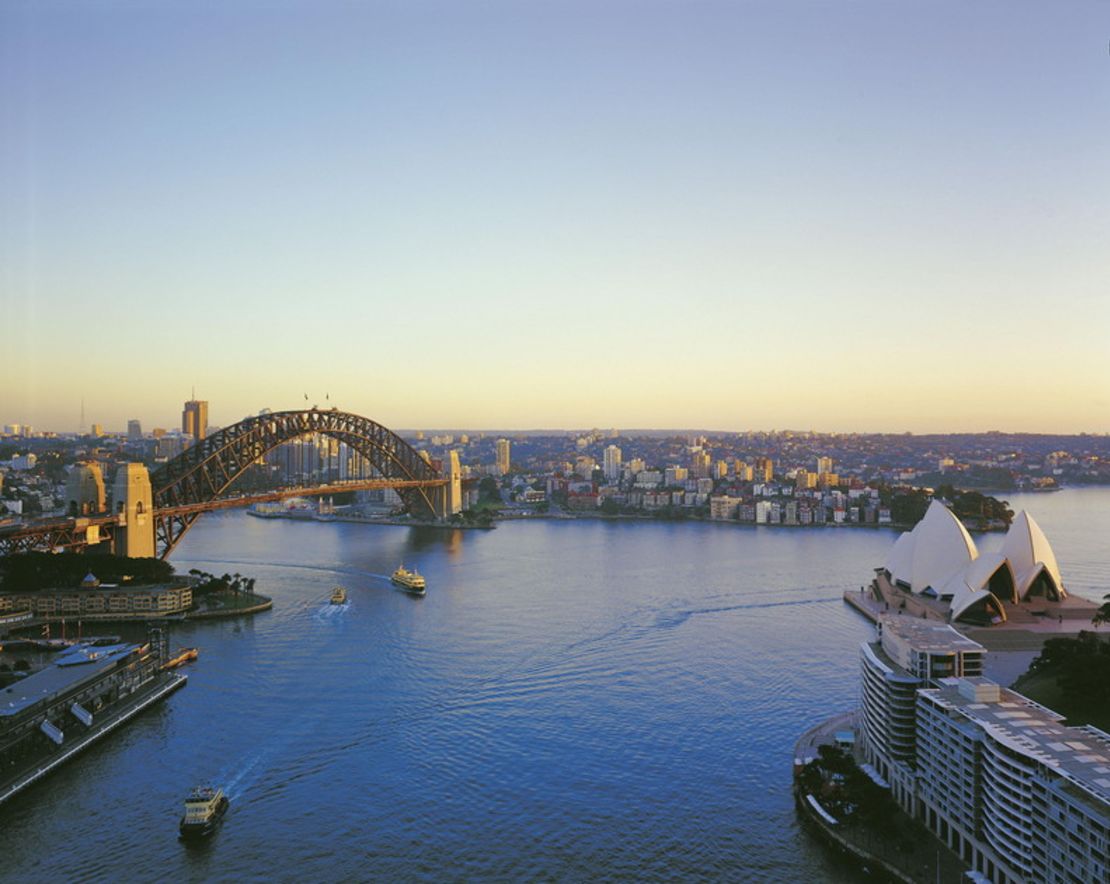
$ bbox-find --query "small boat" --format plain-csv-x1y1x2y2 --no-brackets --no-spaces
391,564,426,595
163,647,199,670
179,786,229,840
330,586,347,605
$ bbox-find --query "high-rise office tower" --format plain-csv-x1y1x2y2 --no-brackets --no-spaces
182,397,209,442
127,419,142,440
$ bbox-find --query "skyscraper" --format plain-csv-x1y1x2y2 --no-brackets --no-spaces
127,419,142,440
182,398,208,442
755,457,774,483
495,438,511,476
603,445,622,482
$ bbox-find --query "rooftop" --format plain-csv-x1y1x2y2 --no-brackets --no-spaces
926,678,1110,812
0,642,139,719
879,615,985,655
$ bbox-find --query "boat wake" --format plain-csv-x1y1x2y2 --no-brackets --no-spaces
314,602,350,620
220,745,278,801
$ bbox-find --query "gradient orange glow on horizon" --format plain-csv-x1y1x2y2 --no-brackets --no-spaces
3,2,1109,435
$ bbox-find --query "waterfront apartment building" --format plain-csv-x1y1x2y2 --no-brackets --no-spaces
916,679,1110,884
495,438,511,476
859,617,985,808
858,617,1109,883
182,398,208,442
709,495,740,520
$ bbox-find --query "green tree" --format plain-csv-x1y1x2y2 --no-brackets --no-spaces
1093,593,1110,627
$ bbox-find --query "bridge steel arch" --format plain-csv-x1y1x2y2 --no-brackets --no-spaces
149,409,442,558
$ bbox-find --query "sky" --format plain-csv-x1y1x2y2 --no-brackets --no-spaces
2,1,1108,434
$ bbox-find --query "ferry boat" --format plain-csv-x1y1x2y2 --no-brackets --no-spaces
330,586,347,605
391,564,426,595
179,786,229,840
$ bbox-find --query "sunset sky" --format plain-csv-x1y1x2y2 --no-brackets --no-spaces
2,1,1108,434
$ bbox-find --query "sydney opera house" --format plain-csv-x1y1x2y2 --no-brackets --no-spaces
877,501,1066,626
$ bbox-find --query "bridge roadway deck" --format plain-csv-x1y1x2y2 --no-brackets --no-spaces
0,477,455,552
156,478,448,517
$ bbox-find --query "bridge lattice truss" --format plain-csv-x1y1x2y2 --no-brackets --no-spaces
150,409,444,558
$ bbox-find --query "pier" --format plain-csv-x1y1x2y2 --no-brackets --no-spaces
0,641,187,806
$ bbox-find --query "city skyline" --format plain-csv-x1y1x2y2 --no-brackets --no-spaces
3,2,1109,433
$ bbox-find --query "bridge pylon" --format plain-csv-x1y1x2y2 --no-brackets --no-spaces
429,450,463,519
111,464,156,558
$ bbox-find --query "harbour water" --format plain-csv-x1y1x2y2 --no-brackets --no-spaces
1,489,1106,882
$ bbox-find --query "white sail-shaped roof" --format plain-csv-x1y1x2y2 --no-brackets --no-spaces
998,511,1066,599
937,552,1004,598
885,500,979,594
884,531,916,587
940,553,1012,623
949,586,1005,623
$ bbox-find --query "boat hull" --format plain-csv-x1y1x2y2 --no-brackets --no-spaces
179,795,229,840
390,578,426,595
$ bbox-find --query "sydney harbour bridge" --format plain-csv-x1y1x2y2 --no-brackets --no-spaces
0,409,465,560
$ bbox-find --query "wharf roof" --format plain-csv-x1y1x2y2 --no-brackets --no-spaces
0,643,139,718
924,678,1110,814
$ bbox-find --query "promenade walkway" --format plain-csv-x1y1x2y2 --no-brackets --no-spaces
794,711,971,883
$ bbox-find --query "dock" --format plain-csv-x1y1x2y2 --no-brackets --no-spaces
0,672,186,806
842,586,882,623
0,641,188,806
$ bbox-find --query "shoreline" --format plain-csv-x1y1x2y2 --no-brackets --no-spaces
793,712,968,882
246,507,1010,535
185,591,273,619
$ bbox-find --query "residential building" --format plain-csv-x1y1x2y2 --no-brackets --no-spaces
859,616,986,808
496,438,511,476
916,679,1110,884
755,457,774,482
664,466,688,486
857,614,1110,884
603,445,622,482
709,495,740,520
